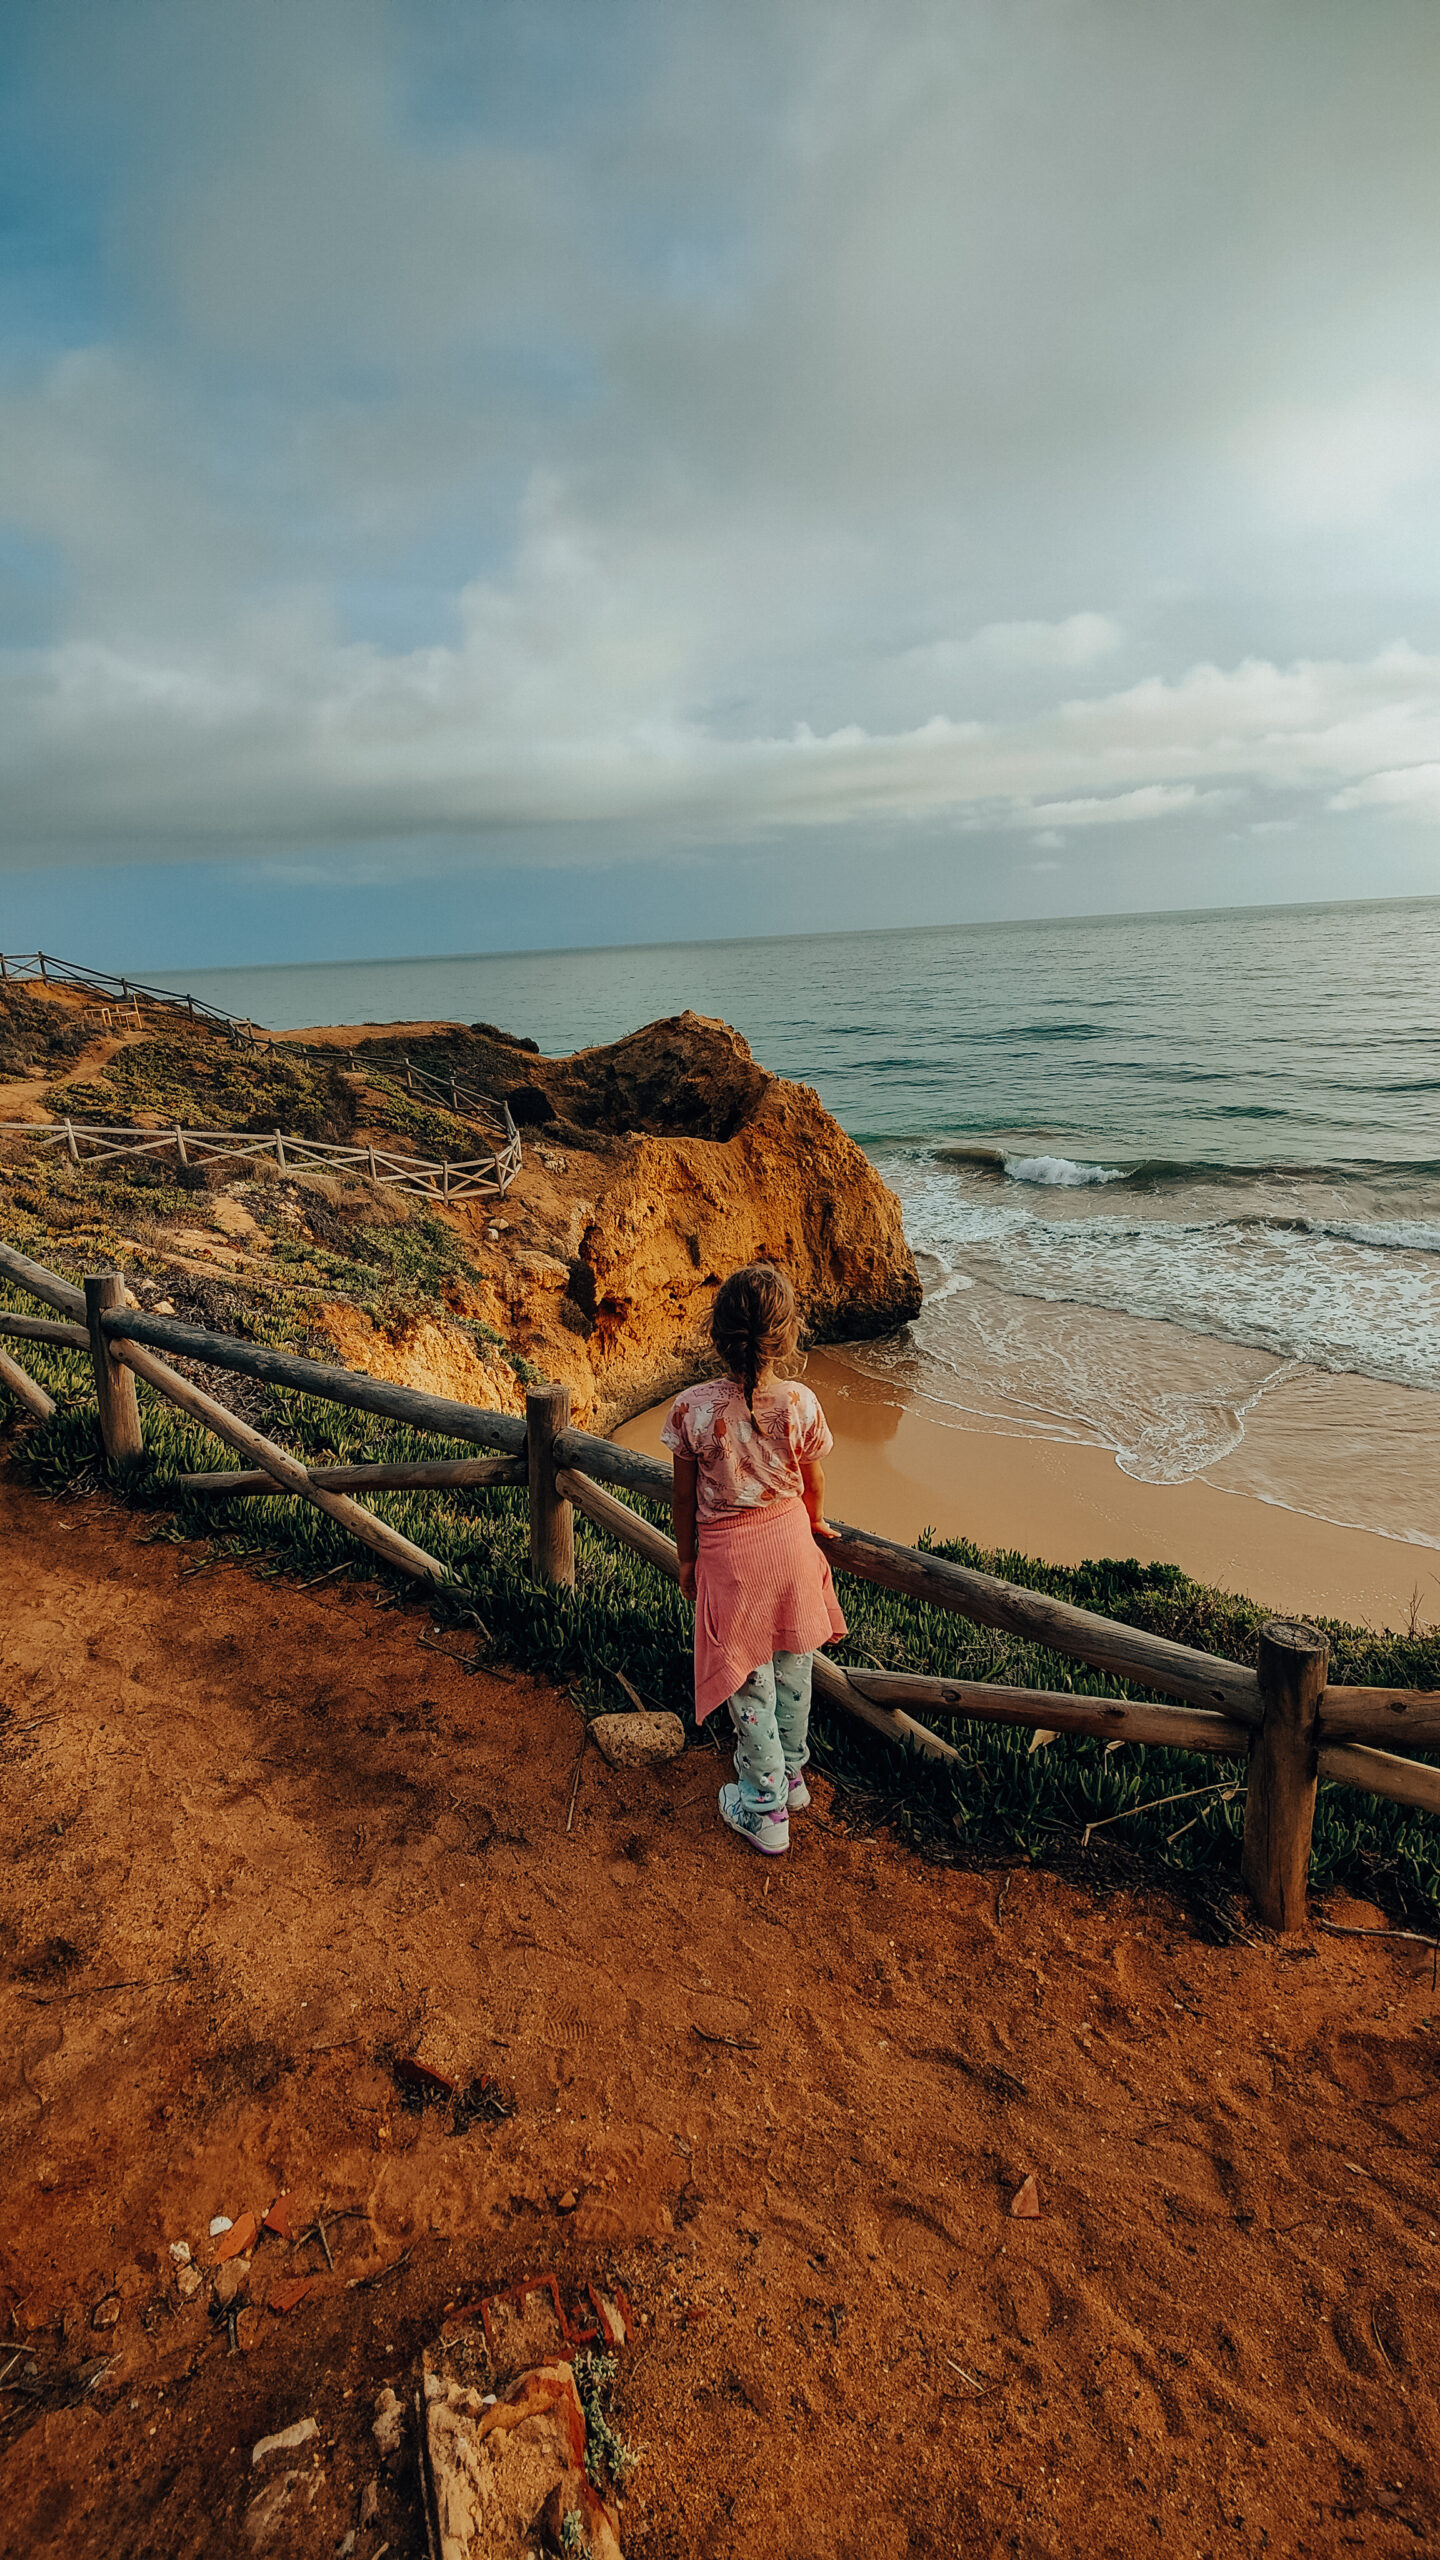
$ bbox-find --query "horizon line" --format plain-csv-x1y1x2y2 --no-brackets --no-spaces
163,885,1440,984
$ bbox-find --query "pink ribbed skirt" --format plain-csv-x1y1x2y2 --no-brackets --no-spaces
692,1497,848,1723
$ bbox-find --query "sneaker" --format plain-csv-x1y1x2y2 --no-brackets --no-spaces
786,1772,811,1811
718,1782,790,1856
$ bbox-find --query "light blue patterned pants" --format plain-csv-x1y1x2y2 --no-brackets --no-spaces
725,1650,813,1815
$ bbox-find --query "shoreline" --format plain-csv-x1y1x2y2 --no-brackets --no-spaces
618,1347,1440,1632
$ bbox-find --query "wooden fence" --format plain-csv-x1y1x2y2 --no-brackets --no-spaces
403,1055,514,1140
0,950,263,1044
1,1234,1437,1933
2,950,522,1194
0,1112,522,1202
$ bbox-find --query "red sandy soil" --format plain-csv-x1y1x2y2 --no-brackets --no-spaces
2,1473,1439,2559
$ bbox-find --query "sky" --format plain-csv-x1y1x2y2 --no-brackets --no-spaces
2,0,1440,971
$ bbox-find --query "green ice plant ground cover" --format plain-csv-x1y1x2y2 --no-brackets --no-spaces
5,1281,1439,1936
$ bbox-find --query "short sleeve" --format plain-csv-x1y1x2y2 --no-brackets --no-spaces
792,1386,833,1462
660,1393,695,1458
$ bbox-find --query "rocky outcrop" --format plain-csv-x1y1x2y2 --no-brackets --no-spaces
328,1011,921,1434
0,987,920,1440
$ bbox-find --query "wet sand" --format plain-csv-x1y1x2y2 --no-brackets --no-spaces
618,1349,1440,1632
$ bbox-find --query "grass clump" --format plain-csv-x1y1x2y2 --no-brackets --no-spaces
573,2351,639,2493
46,1036,359,1140
350,1070,490,1158
0,983,95,1077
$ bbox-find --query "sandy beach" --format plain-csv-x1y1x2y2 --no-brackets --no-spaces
619,1348,1440,1633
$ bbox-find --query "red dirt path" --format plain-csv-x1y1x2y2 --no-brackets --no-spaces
1,1472,1437,2558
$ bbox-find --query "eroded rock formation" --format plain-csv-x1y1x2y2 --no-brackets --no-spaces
0,985,921,1438
322,1011,921,1433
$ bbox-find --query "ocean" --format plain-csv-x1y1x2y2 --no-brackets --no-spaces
180,897,1440,1554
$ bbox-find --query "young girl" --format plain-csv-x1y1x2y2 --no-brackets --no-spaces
662,1263,847,1856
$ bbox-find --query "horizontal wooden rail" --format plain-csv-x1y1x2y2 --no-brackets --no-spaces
846,1670,1252,1757
554,1464,681,1581
0,1117,519,1199
110,1337,449,1584
98,1309,527,1453
552,1430,672,1500
0,1238,87,1317
552,1424,1260,1722
0,1344,54,1422
1319,1687,1440,1751
820,1521,1261,1721
554,1465,963,1769
0,1310,89,1349
808,1652,961,1767
1317,1740,1440,1818
181,1457,526,1497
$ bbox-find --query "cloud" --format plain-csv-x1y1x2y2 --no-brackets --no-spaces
4,0,1440,916
1330,762,1440,820
3,534,1438,861
1239,383,1440,530
897,614,1123,691
1018,784,1225,829
971,615,1123,670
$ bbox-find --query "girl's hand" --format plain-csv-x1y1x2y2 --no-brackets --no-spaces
809,1513,839,1542
678,1558,697,1601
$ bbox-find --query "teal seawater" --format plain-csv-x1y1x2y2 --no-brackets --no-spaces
182,896,1438,1168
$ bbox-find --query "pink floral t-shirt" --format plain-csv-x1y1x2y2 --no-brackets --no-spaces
661,1376,833,1525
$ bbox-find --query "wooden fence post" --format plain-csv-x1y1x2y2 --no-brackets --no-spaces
1241,1620,1328,1931
527,1383,574,1587
85,1272,144,1467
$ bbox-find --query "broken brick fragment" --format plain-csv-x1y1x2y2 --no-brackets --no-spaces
268,2275,321,2315
215,2211,260,2262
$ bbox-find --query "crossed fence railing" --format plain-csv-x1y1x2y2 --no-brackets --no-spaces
1,1233,1436,1935
0,1115,521,1200
2,955,523,1193
402,1054,512,1134
0,950,268,1045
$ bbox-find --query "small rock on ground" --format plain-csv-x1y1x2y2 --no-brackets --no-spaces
589,1711,684,1770
252,2416,318,2468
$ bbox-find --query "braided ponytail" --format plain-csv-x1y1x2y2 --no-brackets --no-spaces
711,1264,798,1412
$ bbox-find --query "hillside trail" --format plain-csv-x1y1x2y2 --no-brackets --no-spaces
0,1472,1436,2557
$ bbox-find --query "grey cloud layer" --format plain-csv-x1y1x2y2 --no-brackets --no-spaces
4,0,1440,891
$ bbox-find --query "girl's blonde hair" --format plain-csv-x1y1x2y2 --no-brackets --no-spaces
711,1263,799,1410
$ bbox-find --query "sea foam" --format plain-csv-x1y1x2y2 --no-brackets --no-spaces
1004,1153,1125,1188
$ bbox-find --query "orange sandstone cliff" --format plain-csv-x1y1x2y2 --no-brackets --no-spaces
315,1010,921,1433
0,983,921,1437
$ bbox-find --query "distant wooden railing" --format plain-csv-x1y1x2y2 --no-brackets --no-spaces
0,1114,521,1200
1,1234,1437,1933
403,1054,513,1140
0,949,263,1044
